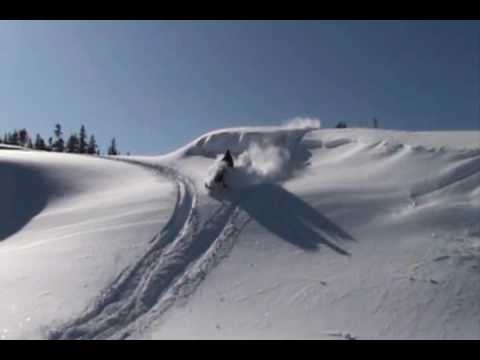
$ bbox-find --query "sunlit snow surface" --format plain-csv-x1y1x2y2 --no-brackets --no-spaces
1,127,479,339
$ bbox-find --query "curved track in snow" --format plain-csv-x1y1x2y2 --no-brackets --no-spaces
48,159,250,340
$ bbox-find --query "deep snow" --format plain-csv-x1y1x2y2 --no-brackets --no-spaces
0,151,176,339
1,126,479,339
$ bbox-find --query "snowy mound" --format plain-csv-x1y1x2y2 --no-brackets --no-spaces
0,150,176,339
2,126,480,339
146,127,480,340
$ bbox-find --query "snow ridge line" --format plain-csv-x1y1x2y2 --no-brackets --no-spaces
48,157,248,340
410,155,480,201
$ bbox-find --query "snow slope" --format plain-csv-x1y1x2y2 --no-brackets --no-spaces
0,144,25,150
0,151,176,339
1,126,479,339
140,127,480,340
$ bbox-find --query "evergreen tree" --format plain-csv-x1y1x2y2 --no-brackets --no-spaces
66,133,80,153
48,137,53,151
18,128,29,147
27,138,33,149
55,137,65,152
34,134,46,150
11,130,19,145
108,138,118,156
87,134,97,155
79,125,87,154
53,124,64,152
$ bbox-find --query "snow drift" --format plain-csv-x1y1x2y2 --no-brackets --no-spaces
183,127,309,159
1,124,480,339
0,151,176,339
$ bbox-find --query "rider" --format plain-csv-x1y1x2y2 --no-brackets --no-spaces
213,149,234,187
222,149,234,168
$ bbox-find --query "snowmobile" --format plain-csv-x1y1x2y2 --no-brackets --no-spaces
205,150,234,191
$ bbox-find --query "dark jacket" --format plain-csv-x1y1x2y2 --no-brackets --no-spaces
222,150,234,168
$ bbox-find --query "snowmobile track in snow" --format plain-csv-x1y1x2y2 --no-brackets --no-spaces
48,158,249,340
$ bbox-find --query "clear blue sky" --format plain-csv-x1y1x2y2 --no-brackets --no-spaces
1,20,479,155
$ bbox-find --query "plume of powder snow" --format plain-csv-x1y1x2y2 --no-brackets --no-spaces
281,117,321,130
204,117,320,190
235,142,291,182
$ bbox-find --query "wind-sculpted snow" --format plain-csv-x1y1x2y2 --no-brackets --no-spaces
0,162,51,242
183,127,310,158
182,117,320,160
3,126,480,339
146,127,480,340
0,151,176,340
410,152,480,204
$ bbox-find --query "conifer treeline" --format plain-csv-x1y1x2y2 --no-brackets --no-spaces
0,124,120,155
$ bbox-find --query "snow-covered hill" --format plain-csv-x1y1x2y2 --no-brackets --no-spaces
1,126,479,339
0,152,176,339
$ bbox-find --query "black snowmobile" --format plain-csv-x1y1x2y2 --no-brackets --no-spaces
205,149,234,190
